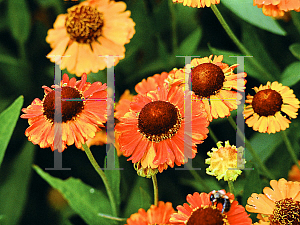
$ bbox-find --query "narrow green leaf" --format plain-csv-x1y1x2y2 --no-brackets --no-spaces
208,45,268,82
105,146,121,212
156,35,169,60
221,0,286,36
0,54,20,66
289,43,300,61
124,177,152,218
0,96,24,167
241,24,280,78
0,141,35,225
7,0,31,44
139,186,152,210
280,62,300,86
246,132,282,163
242,163,262,207
176,28,202,56
33,166,117,225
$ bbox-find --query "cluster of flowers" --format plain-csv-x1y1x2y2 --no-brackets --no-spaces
126,178,300,225
20,0,300,224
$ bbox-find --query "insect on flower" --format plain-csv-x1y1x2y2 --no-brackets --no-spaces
209,190,232,213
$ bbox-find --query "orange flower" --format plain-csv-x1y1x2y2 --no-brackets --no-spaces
115,83,209,173
170,191,252,224
115,72,173,121
172,0,220,8
254,0,300,18
21,73,108,151
246,178,300,224
169,55,246,122
126,201,175,225
244,81,299,134
46,0,135,76
288,160,300,182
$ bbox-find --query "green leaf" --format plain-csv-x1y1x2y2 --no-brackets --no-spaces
242,163,262,207
0,54,20,66
241,23,280,78
35,0,64,14
289,43,300,61
0,96,24,167
123,177,152,218
221,0,286,36
246,132,282,163
33,166,117,225
208,45,268,82
280,62,300,86
176,28,202,56
105,146,121,213
0,142,35,225
7,0,31,44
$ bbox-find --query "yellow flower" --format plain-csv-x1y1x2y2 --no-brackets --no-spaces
173,0,220,8
246,178,300,224
206,141,244,181
244,81,299,134
46,0,135,76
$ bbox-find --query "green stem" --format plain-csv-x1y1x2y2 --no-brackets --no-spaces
168,0,178,53
227,180,235,197
82,143,118,216
152,174,159,206
227,116,275,180
208,126,218,144
210,4,274,81
281,130,300,170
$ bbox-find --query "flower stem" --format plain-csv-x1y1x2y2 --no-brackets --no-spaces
281,130,300,170
152,174,159,206
227,180,235,197
227,116,275,180
208,126,218,144
168,0,178,54
210,4,274,81
82,143,118,216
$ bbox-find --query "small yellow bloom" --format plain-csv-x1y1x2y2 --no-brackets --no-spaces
206,141,245,181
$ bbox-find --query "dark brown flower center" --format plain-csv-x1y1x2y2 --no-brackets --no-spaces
138,101,182,142
252,89,283,117
270,198,300,225
43,87,84,123
65,5,104,43
191,63,225,98
186,206,229,225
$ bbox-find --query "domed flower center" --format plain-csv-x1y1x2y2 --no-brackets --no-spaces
270,198,300,224
65,5,104,43
186,206,229,225
252,89,283,117
191,63,225,98
43,87,84,123
138,101,182,142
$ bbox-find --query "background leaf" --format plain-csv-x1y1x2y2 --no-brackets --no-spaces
0,96,24,167
105,146,121,214
280,62,300,86
247,132,282,164
0,142,35,225
33,166,117,225
289,43,300,61
7,0,31,44
221,0,286,36
176,28,202,56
